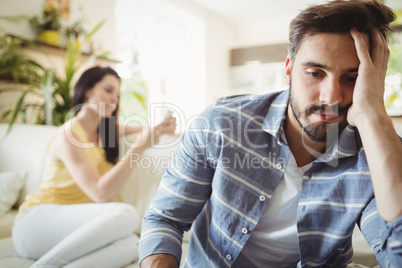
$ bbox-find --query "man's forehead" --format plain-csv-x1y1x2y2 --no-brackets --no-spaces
292,32,362,71
300,31,371,50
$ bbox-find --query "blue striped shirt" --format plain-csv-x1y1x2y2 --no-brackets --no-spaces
139,90,402,268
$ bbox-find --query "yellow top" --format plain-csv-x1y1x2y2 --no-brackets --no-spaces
16,118,114,221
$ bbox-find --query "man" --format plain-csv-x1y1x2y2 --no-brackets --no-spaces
139,0,402,267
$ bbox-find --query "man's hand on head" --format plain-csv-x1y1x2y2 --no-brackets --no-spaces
348,27,402,223
347,27,389,127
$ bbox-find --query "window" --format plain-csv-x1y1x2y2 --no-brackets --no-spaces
115,0,205,131
385,27,402,116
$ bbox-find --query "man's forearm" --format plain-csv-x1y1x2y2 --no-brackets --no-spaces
141,254,178,268
356,113,402,222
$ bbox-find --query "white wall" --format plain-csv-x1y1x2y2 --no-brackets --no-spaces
230,0,402,48
233,9,298,47
0,0,117,57
0,0,235,105
386,0,402,11
115,0,208,127
0,0,41,41
230,0,326,48
2,0,400,103
204,15,235,103
167,0,236,104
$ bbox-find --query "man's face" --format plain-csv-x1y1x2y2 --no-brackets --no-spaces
285,32,363,143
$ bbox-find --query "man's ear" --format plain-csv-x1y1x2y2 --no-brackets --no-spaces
284,56,292,85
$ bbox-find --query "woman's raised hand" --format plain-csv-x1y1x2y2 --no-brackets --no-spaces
130,116,176,152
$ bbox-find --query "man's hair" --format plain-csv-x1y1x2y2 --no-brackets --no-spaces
288,0,396,62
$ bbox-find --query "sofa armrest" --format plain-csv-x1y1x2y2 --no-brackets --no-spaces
0,210,17,239
116,133,181,234
351,224,379,267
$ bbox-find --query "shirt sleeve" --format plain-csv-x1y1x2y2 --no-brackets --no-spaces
138,112,216,266
359,198,402,267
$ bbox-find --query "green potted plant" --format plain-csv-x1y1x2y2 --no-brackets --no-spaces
0,16,44,125
0,34,42,83
1,19,110,130
0,16,41,82
64,19,86,49
29,7,62,46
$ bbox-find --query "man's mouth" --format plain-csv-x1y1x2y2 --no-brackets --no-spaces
314,112,340,122
306,104,348,123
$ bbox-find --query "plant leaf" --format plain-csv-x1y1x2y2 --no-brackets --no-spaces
40,69,54,125
7,90,29,134
131,92,148,110
0,15,29,24
84,19,106,42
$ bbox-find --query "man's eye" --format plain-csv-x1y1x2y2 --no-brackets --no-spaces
342,76,357,83
307,71,322,78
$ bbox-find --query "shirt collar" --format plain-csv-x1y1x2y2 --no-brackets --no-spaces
262,89,289,143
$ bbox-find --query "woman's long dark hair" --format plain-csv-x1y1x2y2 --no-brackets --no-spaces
72,66,120,164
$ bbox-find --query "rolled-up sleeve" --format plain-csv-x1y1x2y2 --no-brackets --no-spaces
379,215,402,267
138,112,216,266
359,198,402,267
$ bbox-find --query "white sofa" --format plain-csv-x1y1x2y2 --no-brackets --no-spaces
0,123,387,267
0,123,185,267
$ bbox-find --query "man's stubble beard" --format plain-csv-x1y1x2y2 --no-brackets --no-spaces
288,79,350,144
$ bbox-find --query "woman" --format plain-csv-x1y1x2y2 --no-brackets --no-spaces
11,66,176,267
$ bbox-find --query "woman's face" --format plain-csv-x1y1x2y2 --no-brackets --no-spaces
85,74,120,118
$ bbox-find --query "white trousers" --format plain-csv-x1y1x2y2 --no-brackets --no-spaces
12,202,139,268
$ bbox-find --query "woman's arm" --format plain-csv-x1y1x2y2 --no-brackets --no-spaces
50,128,153,203
118,124,144,137
50,117,176,203
118,117,176,137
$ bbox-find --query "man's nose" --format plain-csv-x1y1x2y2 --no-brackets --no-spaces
319,77,343,105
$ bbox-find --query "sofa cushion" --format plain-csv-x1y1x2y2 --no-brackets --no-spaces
0,171,26,217
0,211,17,238
0,237,34,267
0,123,59,206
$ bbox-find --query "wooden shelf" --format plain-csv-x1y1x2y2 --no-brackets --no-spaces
230,44,288,67
22,41,120,66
